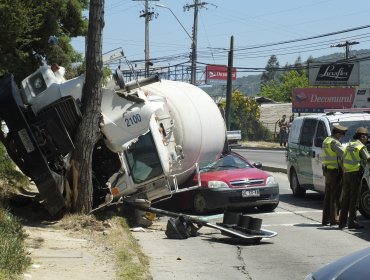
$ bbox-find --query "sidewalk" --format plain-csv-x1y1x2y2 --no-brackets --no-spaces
23,225,116,280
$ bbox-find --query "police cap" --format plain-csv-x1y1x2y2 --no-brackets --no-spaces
356,127,369,135
332,123,348,133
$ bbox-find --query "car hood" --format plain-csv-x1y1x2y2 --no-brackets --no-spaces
197,168,269,182
310,247,370,280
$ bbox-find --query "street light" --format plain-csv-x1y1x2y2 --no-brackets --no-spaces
155,3,196,84
155,4,193,41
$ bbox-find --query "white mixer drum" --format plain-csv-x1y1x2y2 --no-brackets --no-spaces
142,80,226,183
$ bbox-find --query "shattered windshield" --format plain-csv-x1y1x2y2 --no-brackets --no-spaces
125,132,163,183
200,154,252,173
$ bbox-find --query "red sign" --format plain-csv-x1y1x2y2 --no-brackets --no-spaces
206,65,236,83
292,88,356,113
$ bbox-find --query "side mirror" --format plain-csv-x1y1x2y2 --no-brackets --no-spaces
253,162,262,169
113,68,125,89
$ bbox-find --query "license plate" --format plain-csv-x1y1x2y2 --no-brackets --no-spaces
242,189,260,197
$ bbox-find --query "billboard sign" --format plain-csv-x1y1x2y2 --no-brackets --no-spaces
206,65,236,84
308,62,359,86
292,88,361,113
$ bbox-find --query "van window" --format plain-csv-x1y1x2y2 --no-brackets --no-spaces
314,121,328,147
299,119,318,147
288,118,303,143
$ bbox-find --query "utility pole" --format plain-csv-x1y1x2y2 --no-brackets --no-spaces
331,40,359,61
225,36,233,131
184,1,209,85
134,0,158,77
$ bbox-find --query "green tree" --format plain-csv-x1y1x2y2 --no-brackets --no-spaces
222,91,272,141
261,55,280,85
279,70,309,101
259,70,309,102
0,0,88,83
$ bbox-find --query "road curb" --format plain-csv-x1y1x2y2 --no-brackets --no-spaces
262,166,287,174
232,146,287,151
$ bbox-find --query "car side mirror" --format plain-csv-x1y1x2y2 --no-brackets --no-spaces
253,162,262,169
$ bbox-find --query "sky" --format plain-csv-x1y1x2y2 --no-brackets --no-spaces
72,0,370,77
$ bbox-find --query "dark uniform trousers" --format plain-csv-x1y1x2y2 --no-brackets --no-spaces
322,169,341,224
339,171,361,227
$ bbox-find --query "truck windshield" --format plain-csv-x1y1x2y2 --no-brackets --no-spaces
125,132,163,183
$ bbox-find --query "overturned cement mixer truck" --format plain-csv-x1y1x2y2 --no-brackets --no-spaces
0,62,227,216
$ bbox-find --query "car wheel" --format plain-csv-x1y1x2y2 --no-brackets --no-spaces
359,188,370,219
193,192,207,214
257,203,279,212
290,170,306,197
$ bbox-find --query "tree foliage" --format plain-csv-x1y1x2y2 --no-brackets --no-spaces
259,69,309,102
261,55,280,85
0,0,88,83
221,90,272,141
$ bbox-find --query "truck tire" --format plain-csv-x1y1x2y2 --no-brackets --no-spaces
134,209,153,228
359,188,370,219
290,170,306,197
193,193,207,214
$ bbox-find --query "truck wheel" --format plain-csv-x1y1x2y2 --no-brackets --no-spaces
257,203,279,212
134,209,153,228
359,189,370,219
193,193,207,214
290,170,306,197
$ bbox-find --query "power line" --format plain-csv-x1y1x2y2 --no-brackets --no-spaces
209,25,370,52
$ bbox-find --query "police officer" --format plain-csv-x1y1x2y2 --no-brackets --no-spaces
339,127,370,229
321,124,347,226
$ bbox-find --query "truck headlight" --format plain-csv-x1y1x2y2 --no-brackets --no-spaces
208,181,228,188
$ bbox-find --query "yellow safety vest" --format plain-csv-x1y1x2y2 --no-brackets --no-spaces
322,137,339,170
343,140,364,172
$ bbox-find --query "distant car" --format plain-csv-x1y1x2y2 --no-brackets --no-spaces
164,152,279,214
304,247,370,280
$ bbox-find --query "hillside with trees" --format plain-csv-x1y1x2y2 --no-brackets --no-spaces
204,49,370,99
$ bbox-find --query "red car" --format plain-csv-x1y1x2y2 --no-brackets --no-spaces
159,152,280,214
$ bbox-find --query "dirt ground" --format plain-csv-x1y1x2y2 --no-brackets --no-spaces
23,224,116,280
8,198,117,280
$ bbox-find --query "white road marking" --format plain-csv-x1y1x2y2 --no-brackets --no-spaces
272,210,322,214
263,222,319,227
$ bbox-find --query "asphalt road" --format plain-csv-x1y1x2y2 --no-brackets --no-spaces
233,148,287,172
132,171,370,280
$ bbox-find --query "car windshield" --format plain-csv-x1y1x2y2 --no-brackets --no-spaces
200,154,252,173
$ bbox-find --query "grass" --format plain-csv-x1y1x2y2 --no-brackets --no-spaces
0,208,31,280
58,212,150,280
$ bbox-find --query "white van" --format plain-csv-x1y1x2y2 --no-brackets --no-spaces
286,111,370,218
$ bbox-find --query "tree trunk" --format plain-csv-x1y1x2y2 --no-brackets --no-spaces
71,0,105,213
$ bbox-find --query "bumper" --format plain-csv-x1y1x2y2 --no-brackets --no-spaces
200,185,279,210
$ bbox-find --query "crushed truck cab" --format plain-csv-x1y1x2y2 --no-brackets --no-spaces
0,64,226,215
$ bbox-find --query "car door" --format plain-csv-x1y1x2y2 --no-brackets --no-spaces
312,120,329,193
297,118,318,187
